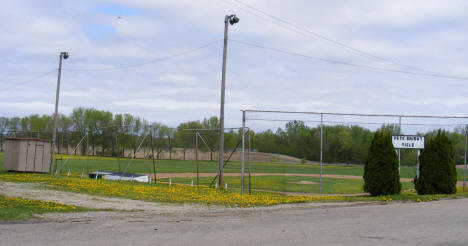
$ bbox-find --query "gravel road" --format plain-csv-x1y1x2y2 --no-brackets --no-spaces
1,198,468,246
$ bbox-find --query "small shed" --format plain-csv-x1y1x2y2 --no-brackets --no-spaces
3,138,51,173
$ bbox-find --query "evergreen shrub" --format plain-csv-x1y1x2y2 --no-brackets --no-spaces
415,130,457,194
364,131,401,196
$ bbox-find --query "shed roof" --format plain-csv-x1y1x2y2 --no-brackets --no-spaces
5,138,51,143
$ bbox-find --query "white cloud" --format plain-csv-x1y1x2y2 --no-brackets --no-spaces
1,0,468,130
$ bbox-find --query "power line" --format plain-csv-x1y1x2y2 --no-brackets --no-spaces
223,0,451,75
64,39,222,72
1,69,57,91
231,39,468,80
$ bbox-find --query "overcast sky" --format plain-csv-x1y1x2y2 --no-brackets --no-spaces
1,0,468,130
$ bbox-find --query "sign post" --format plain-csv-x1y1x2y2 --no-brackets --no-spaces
392,135,425,177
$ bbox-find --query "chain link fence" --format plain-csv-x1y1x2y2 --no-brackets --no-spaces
239,109,468,195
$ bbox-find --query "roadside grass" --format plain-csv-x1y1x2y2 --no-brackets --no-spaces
0,194,86,221
161,176,415,194
0,172,328,207
0,172,466,208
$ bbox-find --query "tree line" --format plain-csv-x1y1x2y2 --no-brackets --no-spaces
0,107,467,165
0,107,239,159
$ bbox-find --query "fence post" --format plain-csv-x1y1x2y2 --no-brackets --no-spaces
320,113,323,194
398,116,402,174
417,150,420,178
248,129,251,195
86,130,89,175
150,130,156,184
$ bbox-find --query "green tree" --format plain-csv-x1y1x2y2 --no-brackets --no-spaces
57,114,72,154
415,130,457,194
71,107,86,154
0,117,8,150
174,120,203,160
363,131,401,196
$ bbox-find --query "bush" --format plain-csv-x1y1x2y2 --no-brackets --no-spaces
415,130,457,194
363,131,401,196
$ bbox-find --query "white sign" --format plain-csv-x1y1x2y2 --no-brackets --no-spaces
392,135,425,149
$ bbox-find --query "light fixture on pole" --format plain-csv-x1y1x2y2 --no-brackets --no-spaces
50,51,69,174
219,14,239,187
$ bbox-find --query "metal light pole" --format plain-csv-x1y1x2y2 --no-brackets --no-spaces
50,51,69,174
464,128,467,193
218,14,239,187
241,110,246,194
320,113,323,194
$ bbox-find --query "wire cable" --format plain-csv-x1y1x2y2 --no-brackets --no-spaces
231,39,468,80
225,0,435,73
0,69,56,91
64,39,222,72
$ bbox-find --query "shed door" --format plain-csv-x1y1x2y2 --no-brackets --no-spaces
25,142,36,172
35,144,44,172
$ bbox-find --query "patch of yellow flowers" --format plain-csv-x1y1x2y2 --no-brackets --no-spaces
0,173,347,207
0,195,77,212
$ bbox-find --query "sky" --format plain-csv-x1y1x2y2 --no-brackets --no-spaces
1,0,468,131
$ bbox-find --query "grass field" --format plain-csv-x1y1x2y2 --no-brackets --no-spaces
39,154,419,177
51,154,468,180
161,176,415,194
0,194,86,221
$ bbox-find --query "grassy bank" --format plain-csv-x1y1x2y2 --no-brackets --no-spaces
0,194,85,221
0,172,466,208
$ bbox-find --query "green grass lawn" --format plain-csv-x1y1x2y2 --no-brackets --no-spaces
51,156,468,181
0,194,87,221
44,154,415,176
161,175,415,194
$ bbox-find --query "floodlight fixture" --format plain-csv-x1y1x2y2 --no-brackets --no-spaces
229,15,239,25
61,52,69,59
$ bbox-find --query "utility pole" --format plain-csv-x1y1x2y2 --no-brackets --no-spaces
150,130,156,183
218,14,239,187
50,51,69,174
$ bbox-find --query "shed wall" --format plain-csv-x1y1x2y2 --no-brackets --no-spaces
4,139,51,173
